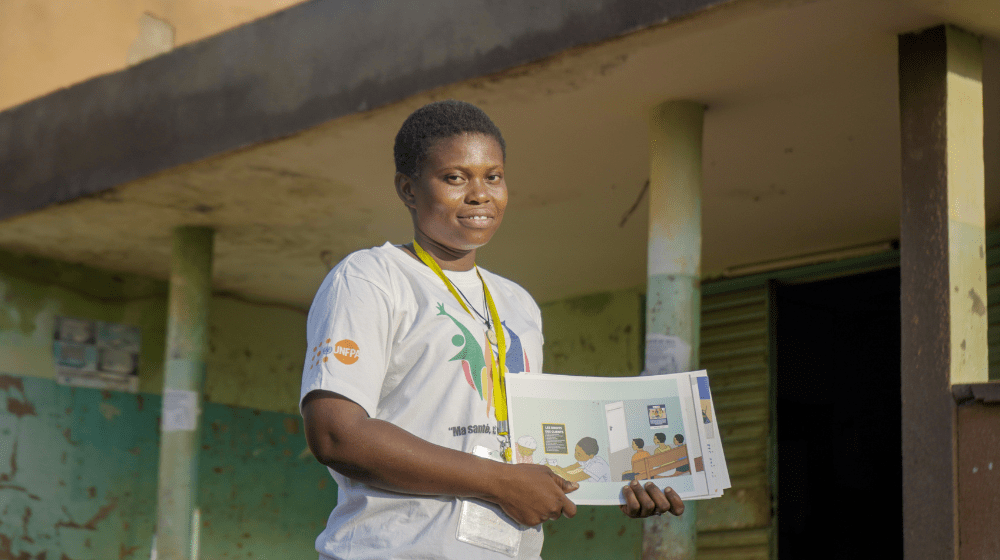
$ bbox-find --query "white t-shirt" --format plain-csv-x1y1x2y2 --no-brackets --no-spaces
300,242,545,560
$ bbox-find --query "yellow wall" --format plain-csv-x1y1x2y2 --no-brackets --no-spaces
0,0,304,111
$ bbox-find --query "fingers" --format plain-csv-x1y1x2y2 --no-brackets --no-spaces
663,486,685,516
619,481,685,518
620,483,641,517
500,465,580,526
561,493,578,518
644,481,671,514
550,470,578,519
634,481,657,516
554,472,580,493
621,480,655,517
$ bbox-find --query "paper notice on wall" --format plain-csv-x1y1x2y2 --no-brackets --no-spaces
643,334,691,376
163,389,199,431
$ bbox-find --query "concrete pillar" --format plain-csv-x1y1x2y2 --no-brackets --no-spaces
155,226,214,560
642,101,703,559
899,25,987,560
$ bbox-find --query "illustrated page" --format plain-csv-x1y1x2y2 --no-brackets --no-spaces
506,371,725,505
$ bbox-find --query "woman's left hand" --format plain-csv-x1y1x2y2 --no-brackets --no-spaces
620,480,685,518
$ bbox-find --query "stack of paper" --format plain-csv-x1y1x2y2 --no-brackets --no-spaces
505,370,731,505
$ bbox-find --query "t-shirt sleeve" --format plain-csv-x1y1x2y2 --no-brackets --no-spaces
300,261,393,418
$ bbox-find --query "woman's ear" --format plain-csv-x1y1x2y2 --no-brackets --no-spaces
395,172,417,210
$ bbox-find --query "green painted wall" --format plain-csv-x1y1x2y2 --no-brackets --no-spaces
203,297,305,414
198,399,334,558
0,374,334,560
0,250,328,559
538,288,646,560
541,288,645,378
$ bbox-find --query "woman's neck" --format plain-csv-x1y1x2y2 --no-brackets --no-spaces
407,233,478,271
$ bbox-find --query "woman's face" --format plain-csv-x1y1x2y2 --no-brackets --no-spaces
397,133,507,264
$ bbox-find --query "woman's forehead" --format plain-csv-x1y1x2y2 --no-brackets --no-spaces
425,133,503,163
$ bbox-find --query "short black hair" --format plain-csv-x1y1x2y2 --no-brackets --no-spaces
394,100,506,178
577,437,599,457
674,434,684,444
653,433,666,444
633,438,644,449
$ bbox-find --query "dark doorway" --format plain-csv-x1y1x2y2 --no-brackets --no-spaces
776,267,902,559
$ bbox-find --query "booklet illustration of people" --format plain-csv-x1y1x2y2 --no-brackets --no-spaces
505,370,731,505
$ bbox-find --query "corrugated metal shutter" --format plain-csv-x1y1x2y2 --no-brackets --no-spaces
696,287,771,560
988,229,1000,381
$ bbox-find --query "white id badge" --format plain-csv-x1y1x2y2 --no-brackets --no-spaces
456,446,523,557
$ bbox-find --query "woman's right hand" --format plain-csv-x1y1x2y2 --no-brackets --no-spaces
304,391,578,527
490,463,579,526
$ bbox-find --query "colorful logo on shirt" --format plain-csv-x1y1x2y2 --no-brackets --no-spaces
502,321,530,374
308,339,334,370
308,338,359,370
333,339,360,365
437,303,489,399
436,304,531,416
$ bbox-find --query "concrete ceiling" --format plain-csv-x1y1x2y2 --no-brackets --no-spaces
0,0,998,307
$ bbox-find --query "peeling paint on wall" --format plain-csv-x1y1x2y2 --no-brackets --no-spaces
0,374,332,560
0,375,158,559
126,13,175,65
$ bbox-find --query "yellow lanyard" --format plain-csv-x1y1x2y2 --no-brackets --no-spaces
412,240,512,462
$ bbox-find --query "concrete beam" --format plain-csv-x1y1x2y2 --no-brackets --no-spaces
643,101,703,559
0,0,731,223
155,226,214,560
899,24,988,560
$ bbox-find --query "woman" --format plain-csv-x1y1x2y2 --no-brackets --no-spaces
300,100,682,560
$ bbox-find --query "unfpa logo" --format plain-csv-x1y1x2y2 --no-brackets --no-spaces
333,339,360,365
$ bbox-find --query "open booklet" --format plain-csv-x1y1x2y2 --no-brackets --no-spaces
505,370,731,505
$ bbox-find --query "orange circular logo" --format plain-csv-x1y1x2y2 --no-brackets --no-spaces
333,339,360,365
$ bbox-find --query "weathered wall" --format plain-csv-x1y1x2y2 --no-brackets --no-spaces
0,251,169,395
539,289,646,559
0,251,331,559
541,289,645,378
0,374,333,560
0,0,305,112
0,250,306,413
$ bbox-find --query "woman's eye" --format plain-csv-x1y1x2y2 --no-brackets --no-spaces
445,175,464,183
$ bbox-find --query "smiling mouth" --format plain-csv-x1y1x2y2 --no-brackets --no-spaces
460,216,494,226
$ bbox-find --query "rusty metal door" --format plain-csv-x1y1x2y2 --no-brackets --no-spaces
696,287,771,559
